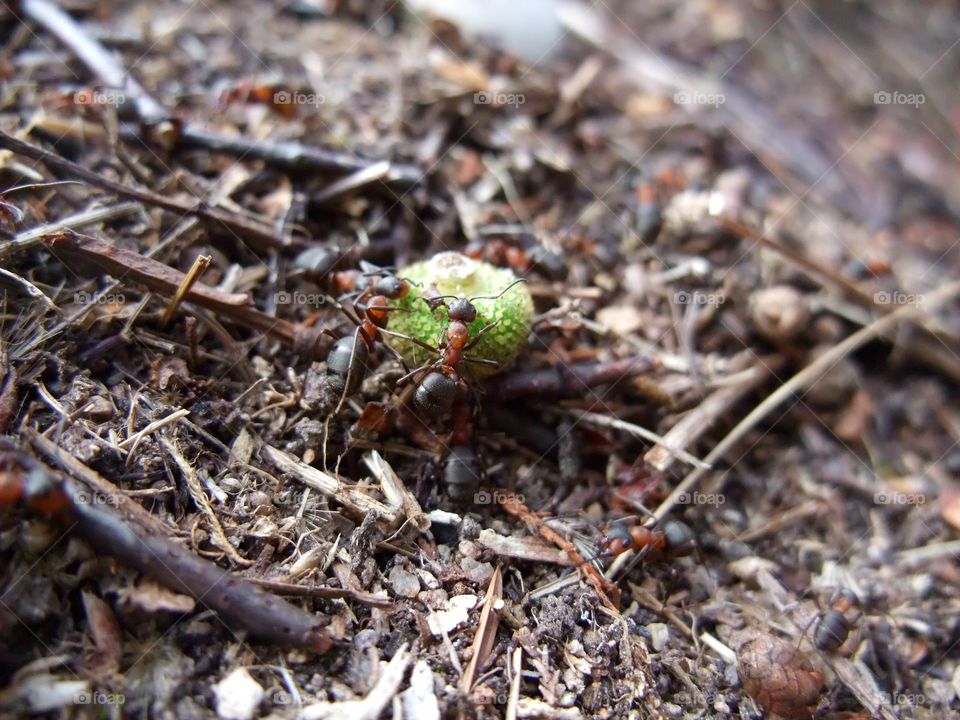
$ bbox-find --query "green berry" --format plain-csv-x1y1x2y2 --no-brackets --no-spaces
385,252,533,381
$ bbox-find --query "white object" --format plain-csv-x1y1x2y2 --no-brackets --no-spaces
214,668,264,720
406,0,564,62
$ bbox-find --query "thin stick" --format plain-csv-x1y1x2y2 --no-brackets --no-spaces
564,408,710,470
0,131,287,249
160,255,211,328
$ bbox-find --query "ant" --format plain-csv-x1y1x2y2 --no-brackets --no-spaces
812,588,861,652
464,234,567,281
594,517,695,562
391,279,526,503
395,279,526,415
294,246,416,408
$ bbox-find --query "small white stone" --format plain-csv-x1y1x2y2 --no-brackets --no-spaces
214,668,264,720
427,594,479,635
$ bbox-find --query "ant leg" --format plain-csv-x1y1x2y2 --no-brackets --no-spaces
395,362,436,388
333,327,365,415
469,278,527,302
461,321,499,353
463,357,500,368
379,327,439,355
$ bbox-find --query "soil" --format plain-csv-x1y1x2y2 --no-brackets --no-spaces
1,2,959,719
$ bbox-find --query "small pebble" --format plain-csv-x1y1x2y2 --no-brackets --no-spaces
388,565,421,598
213,668,263,720
461,557,494,585
647,622,670,652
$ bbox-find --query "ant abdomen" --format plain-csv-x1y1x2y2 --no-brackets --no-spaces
326,335,368,397
414,371,457,416
445,446,481,505
813,588,860,652
295,246,340,280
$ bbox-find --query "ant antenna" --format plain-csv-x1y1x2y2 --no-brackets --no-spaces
468,278,527,303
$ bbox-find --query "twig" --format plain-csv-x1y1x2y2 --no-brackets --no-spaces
245,578,393,609
18,0,421,189
0,200,141,263
735,500,823,544
487,356,658,400
1,449,333,652
363,450,430,533
506,646,522,720
261,444,401,528
160,436,253,567
564,408,710,470
0,267,59,312
498,493,620,610
302,644,412,720
19,0,167,123
477,528,575,566
461,567,503,693
160,254,210,329
0,131,288,249
721,215,960,383
117,408,190,451
42,231,330,359
644,359,780,472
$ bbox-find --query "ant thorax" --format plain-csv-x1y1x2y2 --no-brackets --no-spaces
383,251,533,382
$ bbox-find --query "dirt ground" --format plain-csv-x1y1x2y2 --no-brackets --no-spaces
1,1,959,719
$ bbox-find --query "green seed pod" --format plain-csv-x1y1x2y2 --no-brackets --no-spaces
385,252,533,381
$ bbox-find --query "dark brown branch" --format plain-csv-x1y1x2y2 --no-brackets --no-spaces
44,230,332,359
486,356,659,400
0,446,334,653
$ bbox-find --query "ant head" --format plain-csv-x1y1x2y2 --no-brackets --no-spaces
373,275,408,299
830,588,859,609
597,522,634,557
447,297,477,323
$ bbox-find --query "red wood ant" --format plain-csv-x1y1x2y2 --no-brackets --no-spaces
464,234,567,281
594,517,695,562
812,588,861,652
395,279,526,415
294,247,415,407
390,279,526,504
